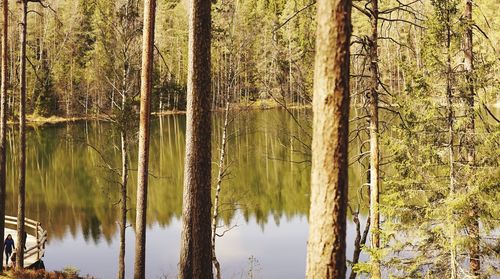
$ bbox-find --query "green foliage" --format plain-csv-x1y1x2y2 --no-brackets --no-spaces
34,58,58,117
380,0,500,277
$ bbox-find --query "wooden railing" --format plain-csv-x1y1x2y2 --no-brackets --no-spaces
4,215,47,263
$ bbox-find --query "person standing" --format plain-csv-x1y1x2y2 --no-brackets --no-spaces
23,231,27,250
3,234,15,266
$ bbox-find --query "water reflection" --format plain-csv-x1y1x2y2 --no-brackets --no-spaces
4,109,366,278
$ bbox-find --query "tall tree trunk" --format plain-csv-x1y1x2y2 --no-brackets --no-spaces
463,0,480,276
119,128,128,279
118,75,129,279
211,100,230,279
178,0,213,277
305,0,352,277
133,0,156,278
368,0,381,277
16,0,28,269
0,0,8,272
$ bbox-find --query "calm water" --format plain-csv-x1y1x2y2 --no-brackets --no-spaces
4,109,367,278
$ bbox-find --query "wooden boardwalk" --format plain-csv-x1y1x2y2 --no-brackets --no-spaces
2,216,47,269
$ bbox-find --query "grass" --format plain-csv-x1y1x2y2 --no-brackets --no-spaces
26,115,105,125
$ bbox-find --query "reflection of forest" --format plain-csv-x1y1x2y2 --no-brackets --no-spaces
4,110,364,242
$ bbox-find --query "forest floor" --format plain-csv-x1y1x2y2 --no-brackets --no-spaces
0,268,95,279
13,99,310,126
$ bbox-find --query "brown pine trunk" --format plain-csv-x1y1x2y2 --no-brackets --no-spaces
0,0,8,272
368,0,381,277
178,0,213,278
463,0,480,276
16,0,28,269
305,0,352,277
133,0,156,278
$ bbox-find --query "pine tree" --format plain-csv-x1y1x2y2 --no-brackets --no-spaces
305,0,352,277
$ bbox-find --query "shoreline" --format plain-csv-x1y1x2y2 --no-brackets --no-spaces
9,100,311,126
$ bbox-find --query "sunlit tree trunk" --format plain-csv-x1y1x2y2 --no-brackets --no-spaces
0,0,8,272
16,0,28,269
133,0,156,278
305,0,352,277
368,0,381,277
464,0,480,276
178,0,213,277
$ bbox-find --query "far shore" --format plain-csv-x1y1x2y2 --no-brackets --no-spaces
4,99,311,126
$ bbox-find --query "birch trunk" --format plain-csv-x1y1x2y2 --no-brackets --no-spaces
118,70,129,279
368,0,381,277
118,128,128,279
211,100,230,279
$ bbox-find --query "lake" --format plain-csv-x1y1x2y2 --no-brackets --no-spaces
4,109,367,278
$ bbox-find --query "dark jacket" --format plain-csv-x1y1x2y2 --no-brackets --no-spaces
4,238,15,252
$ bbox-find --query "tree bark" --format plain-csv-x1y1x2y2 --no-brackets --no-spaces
463,0,480,276
178,0,213,278
0,0,8,272
16,0,28,269
133,0,156,278
368,0,381,277
305,0,352,277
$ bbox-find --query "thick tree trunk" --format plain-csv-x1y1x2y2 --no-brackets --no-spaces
0,0,8,272
368,0,381,277
305,0,352,277
211,100,230,279
178,0,213,278
16,0,28,269
133,0,156,278
463,0,480,276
